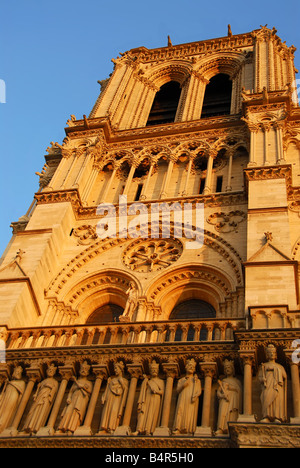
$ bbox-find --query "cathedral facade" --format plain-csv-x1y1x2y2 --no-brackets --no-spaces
0,26,299,448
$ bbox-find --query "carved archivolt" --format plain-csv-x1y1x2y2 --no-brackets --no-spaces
45,222,243,299
58,270,142,317
195,51,246,80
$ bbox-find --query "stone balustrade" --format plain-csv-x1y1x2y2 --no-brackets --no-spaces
4,318,245,350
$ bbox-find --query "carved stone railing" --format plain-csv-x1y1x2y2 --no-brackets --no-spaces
5,318,246,350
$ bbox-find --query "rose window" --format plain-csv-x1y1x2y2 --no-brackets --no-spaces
122,238,183,273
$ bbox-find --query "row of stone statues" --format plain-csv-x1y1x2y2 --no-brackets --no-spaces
0,345,288,436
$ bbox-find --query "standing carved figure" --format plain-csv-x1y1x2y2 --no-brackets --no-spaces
120,282,138,321
133,360,164,436
0,365,25,433
173,359,202,435
57,361,93,434
215,360,242,435
258,344,287,423
99,361,128,434
23,363,58,434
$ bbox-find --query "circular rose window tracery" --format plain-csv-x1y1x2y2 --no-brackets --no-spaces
122,238,183,273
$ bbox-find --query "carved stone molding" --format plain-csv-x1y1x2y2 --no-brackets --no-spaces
207,210,247,233
122,238,183,273
229,422,300,448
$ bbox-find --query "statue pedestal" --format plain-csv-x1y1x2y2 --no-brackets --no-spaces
237,414,256,423
153,426,171,437
74,425,93,436
290,417,300,425
0,427,17,438
36,426,55,437
114,425,131,436
194,426,212,437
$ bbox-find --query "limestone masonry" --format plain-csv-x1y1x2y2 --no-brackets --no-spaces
0,25,299,448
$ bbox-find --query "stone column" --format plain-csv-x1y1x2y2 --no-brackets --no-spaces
74,364,108,436
182,157,194,196
123,163,136,196
245,122,259,167
4,363,42,437
203,153,214,195
101,166,117,202
160,158,175,199
140,163,155,200
238,352,256,422
285,350,300,424
114,362,143,436
262,123,271,165
82,165,99,201
225,152,233,191
37,361,75,436
195,362,216,437
154,362,179,436
275,122,285,164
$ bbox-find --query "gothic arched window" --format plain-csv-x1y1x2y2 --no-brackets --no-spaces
146,81,181,126
170,299,216,320
201,73,232,118
86,304,124,324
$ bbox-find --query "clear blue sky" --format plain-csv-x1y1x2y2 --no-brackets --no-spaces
0,0,299,257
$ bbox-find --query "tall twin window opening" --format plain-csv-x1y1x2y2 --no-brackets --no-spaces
146,73,232,126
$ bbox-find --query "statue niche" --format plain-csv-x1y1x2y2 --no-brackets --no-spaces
258,344,287,423
23,363,58,434
133,360,164,436
98,361,128,434
172,358,202,435
215,359,242,435
57,361,93,434
0,366,25,434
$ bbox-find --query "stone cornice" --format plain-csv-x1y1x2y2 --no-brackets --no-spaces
64,114,244,144
119,31,254,65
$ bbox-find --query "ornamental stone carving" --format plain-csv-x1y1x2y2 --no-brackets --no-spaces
57,361,93,434
215,360,242,435
122,238,183,273
98,361,128,434
258,344,288,423
207,210,247,233
119,282,138,322
172,358,202,435
23,363,58,434
0,366,25,434
133,360,164,436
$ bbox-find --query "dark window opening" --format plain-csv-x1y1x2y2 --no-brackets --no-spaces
86,304,124,324
201,74,232,118
146,81,181,126
199,178,206,194
216,176,223,193
135,184,143,201
170,299,216,320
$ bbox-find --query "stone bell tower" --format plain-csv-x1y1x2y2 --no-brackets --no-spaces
0,26,299,448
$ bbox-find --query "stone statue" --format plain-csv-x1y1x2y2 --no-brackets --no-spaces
23,363,58,434
120,282,138,322
0,366,25,433
99,361,128,434
172,358,202,435
57,361,93,434
215,360,242,435
133,360,164,436
258,344,287,423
